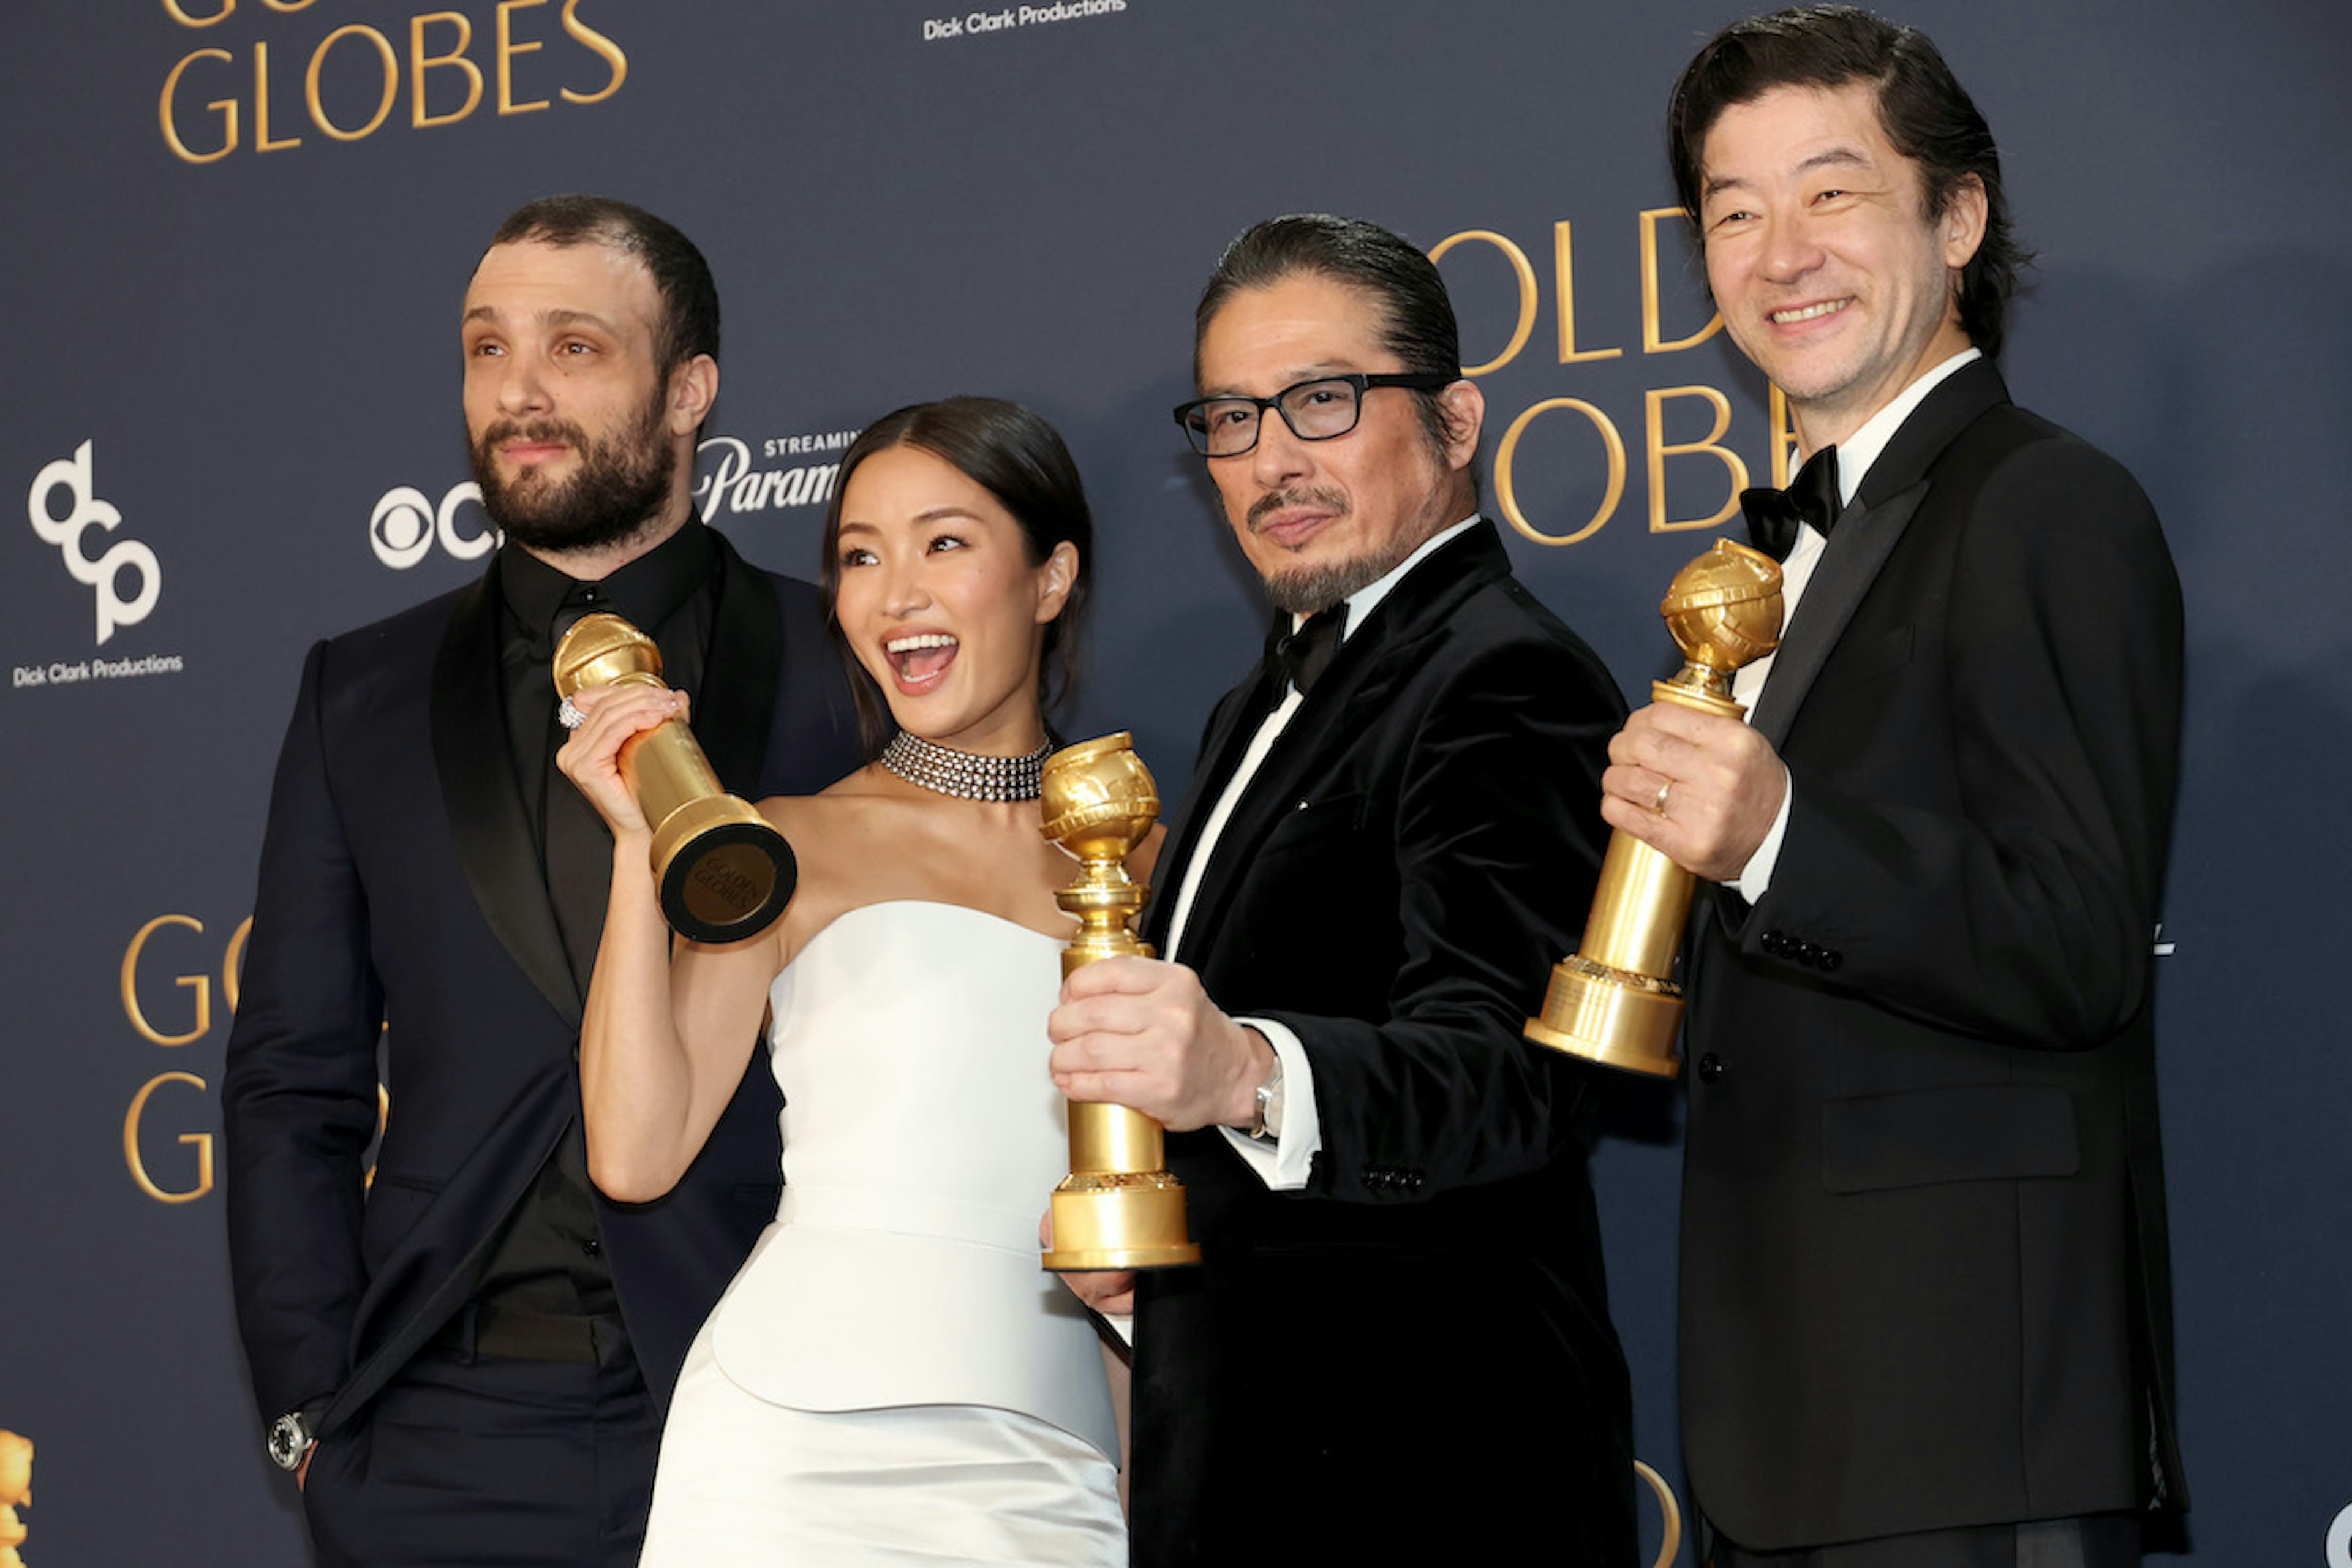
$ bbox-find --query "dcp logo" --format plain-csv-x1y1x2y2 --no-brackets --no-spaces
2327,1499,2352,1568
371,482,500,570
26,440,161,645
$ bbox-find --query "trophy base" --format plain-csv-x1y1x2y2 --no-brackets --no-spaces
1523,954,1685,1079
652,797,798,944
1042,1172,1201,1273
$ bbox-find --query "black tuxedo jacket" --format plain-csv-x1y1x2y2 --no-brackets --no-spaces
1679,362,2187,1550
1128,522,1637,1566
224,532,858,1442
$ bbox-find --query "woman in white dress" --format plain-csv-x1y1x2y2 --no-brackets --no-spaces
557,397,1129,1566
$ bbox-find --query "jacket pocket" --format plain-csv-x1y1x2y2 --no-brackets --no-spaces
1820,1082,2078,1194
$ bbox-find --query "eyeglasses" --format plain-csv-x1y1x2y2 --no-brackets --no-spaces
1172,372,1457,458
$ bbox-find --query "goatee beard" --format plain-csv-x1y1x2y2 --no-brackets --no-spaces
470,391,676,556
1248,486,1421,615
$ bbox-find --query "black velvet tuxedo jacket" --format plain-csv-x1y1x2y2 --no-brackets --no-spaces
1678,362,2188,1551
1128,522,1637,1566
224,532,858,1444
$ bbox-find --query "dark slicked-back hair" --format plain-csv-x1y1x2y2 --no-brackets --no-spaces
488,193,721,375
820,397,1094,756
1193,214,1471,471
1667,6,2027,357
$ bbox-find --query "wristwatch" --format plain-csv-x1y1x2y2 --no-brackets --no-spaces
268,1409,315,1472
1249,1054,1286,1141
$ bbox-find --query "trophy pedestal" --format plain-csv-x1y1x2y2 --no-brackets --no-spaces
1523,954,1685,1078
650,796,795,944
1042,1173,1202,1273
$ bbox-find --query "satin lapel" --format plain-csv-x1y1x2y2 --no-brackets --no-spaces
1749,362,2010,747
692,533,781,796
1143,670,1276,953
1748,487,1923,747
1166,524,1502,959
431,561,583,1027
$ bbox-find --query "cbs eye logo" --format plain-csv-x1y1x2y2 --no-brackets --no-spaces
371,481,500,570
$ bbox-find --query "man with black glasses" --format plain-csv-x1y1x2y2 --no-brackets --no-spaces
1047,213,1637,1564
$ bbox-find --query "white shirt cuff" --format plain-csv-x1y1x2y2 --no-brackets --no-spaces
1216,1017,1321,1191
1732,765,1795,903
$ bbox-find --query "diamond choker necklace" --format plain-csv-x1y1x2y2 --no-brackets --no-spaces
881,731,1052,802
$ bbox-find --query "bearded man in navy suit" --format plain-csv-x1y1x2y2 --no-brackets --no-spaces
1047,213,1637,1565
224,194,856,1567
1605,11,2188,1565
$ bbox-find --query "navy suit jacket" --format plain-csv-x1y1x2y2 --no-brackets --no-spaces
1128,522,1638,1566
224,530,858,1440
1679,362,2188,1549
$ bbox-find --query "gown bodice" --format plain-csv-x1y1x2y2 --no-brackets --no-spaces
702,900,1115,1458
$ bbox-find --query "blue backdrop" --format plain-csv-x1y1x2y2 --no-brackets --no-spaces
2,2,2345,1562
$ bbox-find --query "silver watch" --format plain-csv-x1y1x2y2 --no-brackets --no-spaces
1250,1055,1286,1140
268,1410,315,1472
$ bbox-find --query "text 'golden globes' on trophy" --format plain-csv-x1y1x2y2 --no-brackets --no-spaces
1524,539,1784,1077
1039,733,1201,1273
552,612,797,944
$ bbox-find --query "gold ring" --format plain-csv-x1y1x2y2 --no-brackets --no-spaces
1652,778,1672,813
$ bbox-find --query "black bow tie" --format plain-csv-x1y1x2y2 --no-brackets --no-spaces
1266,605,1348,698
1741,445,1842,562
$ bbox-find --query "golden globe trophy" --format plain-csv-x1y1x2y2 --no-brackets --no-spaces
0,1428,29,1568
1038,733,1202,1272
1524,538,1784,1077
552,612,797,944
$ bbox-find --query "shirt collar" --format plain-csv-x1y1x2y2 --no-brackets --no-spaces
1292,513,1482,638
500,519,719,644
1823,347,1982,506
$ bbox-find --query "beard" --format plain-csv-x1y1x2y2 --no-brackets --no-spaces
1248,486,1427,616
470,385,676,556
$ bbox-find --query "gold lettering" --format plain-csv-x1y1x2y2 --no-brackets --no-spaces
1427,230,1537,377
1645,385,1748,533
1552,221,1622,364
410,13,485,128
1768,385,1798,486
306,25,399,141
1641,206,1722,354
1494,397,1627,547
559,0,627,106
224,914,253,1015
121,915,209,1047
159,48,238,165
497,0,551,115
124,1072,215,1204
164,0,236,26
262,0,322,10
254,41,301,152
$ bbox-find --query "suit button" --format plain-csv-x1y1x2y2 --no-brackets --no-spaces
1404,1170,1425,1192
582,1238,602,1257
1820,949,1842,972
1761,929,1786,955
1697,1053,1726,1084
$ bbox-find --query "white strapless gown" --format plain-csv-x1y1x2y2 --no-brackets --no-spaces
638,902,1123,1567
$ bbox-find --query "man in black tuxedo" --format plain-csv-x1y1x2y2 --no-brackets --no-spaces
1047,214,1636,1564
223,195,856,1567
1604,12,2187,1565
